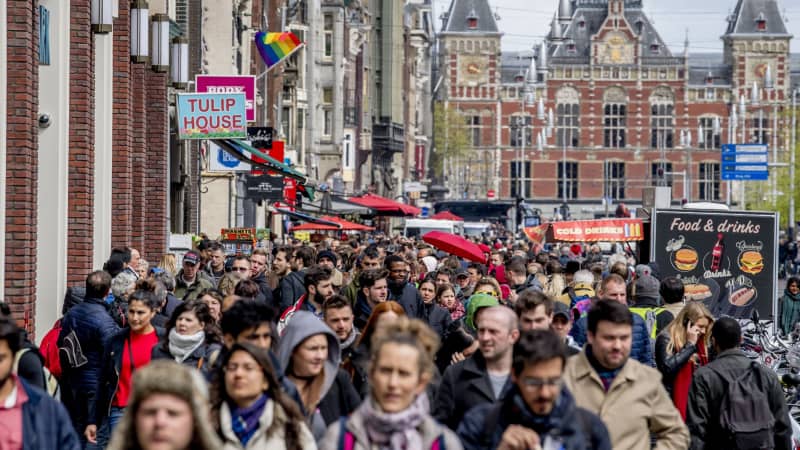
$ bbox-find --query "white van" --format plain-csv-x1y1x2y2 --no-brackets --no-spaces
464,221,492,238
403,219,464,238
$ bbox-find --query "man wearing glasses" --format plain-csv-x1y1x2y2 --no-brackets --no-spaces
383,254,423,319
458,329,611,450
230,256,251,280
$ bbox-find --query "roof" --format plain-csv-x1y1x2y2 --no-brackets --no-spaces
499,50,534,84
545,1,674,65
440,0,500,34
724,0,791,37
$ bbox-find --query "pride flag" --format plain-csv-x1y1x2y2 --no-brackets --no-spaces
255,31,303,71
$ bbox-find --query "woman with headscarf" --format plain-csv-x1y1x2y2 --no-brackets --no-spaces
320,317,463,450
278,311,361,440
781,276,800,336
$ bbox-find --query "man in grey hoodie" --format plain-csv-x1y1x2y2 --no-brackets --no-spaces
278,311,361,440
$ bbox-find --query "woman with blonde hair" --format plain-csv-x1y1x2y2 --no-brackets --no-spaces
107,360,222,450
158,253,178,276
655,301,714,420
320,318,462,450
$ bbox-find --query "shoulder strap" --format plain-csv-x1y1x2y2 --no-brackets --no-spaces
432,433,446,450
12,348,30,373
337,417,355,450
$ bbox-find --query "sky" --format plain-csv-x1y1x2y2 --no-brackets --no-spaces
431,0,800,54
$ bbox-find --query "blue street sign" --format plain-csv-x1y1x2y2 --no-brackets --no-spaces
420,207,429,218
720,144,768,181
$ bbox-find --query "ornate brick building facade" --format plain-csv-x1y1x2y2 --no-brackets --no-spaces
438,0,795,218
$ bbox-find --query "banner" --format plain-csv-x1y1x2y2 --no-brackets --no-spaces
254,31,303,71
176,93,247,139
522,224,549,245
549,218,644,242
196,75,256,122
651,209,777,320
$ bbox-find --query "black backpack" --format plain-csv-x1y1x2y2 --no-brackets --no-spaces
711,362,776,449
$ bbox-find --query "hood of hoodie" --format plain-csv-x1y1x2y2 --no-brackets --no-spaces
277,311,341,399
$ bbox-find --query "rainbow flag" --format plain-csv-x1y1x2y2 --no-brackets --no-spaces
255,31,303,71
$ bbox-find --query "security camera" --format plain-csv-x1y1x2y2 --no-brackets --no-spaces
38,113,51,128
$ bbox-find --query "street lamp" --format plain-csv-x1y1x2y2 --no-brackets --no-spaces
170,37,189,89
91,0,114,33
150,13,170,72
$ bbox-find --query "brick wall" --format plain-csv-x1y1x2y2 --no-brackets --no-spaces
5,0,39,330
112,4,132,247
67,0,96,285
130,63,146,254
145,70,168,260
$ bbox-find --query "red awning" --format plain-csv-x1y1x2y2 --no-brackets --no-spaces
348,194,421,217
292,216,374,232
430,211,463,221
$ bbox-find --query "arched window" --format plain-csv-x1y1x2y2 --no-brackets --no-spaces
650,87,674,149
556,87,580,147
603,87,626,148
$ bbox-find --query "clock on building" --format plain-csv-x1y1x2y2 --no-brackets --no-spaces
458,55,488,85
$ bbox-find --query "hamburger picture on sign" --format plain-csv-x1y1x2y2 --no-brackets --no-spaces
651,209,777,320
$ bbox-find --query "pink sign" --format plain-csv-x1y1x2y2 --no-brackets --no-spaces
195,75,256,122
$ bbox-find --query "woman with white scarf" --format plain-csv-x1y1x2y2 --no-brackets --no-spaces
320,317,462,450
151,299,222,378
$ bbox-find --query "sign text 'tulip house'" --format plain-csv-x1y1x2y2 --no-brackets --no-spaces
176,92,247,139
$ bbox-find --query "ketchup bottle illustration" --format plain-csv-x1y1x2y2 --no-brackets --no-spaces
711,233,724,271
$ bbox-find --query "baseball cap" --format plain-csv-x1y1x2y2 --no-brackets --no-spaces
183,251,200,266
553,302,571,321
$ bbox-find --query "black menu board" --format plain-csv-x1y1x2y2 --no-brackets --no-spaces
651,209,777,320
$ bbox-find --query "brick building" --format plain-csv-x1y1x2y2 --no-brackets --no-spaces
2,0,171,334
438,0,796,218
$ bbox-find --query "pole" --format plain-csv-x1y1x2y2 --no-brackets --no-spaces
792,89,797,237
562,125,567,207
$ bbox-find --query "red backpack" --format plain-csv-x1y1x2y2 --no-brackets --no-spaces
38,319,63,379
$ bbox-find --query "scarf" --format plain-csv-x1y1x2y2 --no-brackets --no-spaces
358,394,427,450
445,299,465,321
585,345,622,392
340,329,360,352
168,329,205,363
229,393,269,446
781,289,800,335
672,339,707,421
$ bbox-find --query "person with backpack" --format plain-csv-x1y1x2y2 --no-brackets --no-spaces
655,302,713,421
629,274,671,339
320,317,463,450
457,329,610,450
686,317,791,450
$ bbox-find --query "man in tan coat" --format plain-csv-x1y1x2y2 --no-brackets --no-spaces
563,300,689,450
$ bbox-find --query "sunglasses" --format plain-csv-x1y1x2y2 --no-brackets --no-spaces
231,267,250,273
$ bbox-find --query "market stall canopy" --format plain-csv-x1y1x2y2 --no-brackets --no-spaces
422,231,488,264
348,193,421,217
301,194,375,215
547,218,644,242
212,139,315,200
429,211,463,221
292,216,374,232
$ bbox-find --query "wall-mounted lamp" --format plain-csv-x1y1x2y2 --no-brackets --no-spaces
91,0,113,33
150,14,170,72
171,37,189,88
130,0,149,63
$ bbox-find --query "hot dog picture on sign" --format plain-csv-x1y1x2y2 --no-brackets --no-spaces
652,210,777,320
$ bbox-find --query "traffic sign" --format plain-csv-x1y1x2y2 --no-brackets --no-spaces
721,144,769,181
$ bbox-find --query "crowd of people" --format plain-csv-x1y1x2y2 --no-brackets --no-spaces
0,236,793,450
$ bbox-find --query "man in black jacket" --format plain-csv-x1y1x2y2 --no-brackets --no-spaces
384,254,424,319
57,271,120,442
277,246,314,311
686,317,791,450
434,306,520,429
458,329,611,450
248,248,275,306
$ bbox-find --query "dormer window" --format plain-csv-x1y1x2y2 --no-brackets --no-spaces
578,19,586,29
515,72,525,82
567,40,577,53
467,8,478,29
650,44,660,54
636,20,644,34
706,72,714,84
755,12,767,31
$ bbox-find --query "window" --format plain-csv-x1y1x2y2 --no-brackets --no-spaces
751,117,770,144
39,6,50,65
510,161,532,198
323,15,334,59
468,115,481,147
652,162,673,187
556,100,580,148
699,163,721,201
557,161,578,200
705,88,715,100
604,161,625,200
603,88,626,148
699,117,722,149
510,116,532,147
650,88,674,149
322,87,333,137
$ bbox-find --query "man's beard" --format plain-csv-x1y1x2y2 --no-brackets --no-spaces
387,278,406,291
